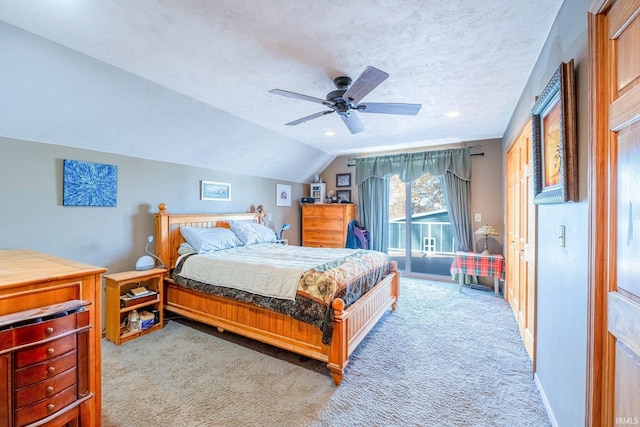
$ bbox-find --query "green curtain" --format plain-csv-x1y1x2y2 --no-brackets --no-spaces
355,148,471,186
442,171,473,252
357,177,389,252
355,148,471,254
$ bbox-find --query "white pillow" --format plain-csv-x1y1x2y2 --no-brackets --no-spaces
178,242,197,255
229,221,277,246
179,226,243,253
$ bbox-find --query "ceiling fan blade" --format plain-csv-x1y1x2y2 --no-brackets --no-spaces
339,112,365,134
341,66,389,105
269,89,333,107
358,102,422,115
285,110,334,126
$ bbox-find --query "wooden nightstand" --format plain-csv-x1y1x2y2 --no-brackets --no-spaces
104,268,166,345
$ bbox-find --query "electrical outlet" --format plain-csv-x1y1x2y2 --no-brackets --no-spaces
267,213,272,221
474,213,481,222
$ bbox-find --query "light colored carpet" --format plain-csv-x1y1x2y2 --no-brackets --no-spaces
102,277,551,426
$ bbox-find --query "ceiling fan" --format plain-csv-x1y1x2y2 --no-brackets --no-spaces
269,66,421,134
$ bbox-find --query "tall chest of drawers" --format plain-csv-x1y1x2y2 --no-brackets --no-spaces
0,250,105,427
301,204,357,248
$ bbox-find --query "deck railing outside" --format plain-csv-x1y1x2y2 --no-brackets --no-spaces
388,221,456,255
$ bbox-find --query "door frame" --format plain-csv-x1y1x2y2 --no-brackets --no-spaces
586,0,639,424
586,3,611,424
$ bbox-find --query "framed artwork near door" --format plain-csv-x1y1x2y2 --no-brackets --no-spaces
531,60,577,204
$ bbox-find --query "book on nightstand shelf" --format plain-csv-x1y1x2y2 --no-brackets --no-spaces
120,290,158,308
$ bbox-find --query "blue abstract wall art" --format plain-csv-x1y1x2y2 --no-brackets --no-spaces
63,159,118,206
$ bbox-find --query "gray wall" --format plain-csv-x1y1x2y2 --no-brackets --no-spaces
503,0,590,425
1,136,303,273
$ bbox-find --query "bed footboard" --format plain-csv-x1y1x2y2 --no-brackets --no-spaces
163,261,399,386
327,261,399,385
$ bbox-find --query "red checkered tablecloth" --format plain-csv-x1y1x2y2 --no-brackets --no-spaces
450,251,505,280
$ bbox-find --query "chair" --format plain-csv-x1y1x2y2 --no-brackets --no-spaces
353,225,370,250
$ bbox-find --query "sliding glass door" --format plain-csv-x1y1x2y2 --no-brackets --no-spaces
388,174,455,277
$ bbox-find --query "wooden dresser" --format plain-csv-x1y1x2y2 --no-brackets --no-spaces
301,204,356,248
0,250,105,427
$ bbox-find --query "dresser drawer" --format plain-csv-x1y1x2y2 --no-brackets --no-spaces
14,384,77,427
15,367,76,409
15,350,77,389
303,218,344,232
304,231,344,244
15,335,76,369
12,312,80,348
302,205,325,218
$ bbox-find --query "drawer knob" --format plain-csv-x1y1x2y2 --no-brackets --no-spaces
47,403,55,411
46,385,54,394
47,366,56,374
47,347,55,355
46,327,54,334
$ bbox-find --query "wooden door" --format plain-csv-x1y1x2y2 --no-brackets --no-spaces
589,1,640,424
506,120,536,361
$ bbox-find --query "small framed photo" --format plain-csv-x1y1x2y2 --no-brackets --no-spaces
532,60,577,204
336,173,351,187
276,183,292,207
201,181,231,201
336,190,351,203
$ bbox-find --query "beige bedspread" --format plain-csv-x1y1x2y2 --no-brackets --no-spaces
176,243,361,301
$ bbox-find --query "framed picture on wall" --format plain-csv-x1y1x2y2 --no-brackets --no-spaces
63,159,117,207
532,60,577,204
201,181,231,201
276,183,292,206
336,173,351,187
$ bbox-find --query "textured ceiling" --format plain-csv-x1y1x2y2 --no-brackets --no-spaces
0,0,563,176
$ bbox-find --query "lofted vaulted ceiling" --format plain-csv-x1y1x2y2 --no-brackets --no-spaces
0,1,563,183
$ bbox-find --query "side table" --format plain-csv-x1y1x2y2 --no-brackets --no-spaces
450,251,505,296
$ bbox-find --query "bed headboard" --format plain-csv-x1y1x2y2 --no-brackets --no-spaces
154,203,260,269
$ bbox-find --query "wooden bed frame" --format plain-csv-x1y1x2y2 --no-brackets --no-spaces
154,203,399,385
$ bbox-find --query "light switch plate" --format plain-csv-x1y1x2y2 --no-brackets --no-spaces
474,213,481,222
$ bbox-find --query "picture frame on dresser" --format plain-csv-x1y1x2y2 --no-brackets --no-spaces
336,173,351,187
336,189,351,203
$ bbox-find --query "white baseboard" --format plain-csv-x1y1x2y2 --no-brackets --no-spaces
535,372,559,427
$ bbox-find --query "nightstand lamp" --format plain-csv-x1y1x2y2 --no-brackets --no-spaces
475,225,499,255
135,235,165,270
280,223,291,239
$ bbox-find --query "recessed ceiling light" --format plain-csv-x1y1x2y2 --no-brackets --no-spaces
446,111,460,118
325,131,335,136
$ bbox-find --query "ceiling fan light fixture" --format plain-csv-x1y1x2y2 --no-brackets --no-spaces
270,66,421,135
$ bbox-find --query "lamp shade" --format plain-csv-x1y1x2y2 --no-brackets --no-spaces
279,223,290,239
475,224,499,255
475,225,499,236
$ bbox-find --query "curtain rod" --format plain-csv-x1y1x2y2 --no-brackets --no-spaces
347,150,484,166
347,144,484,161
